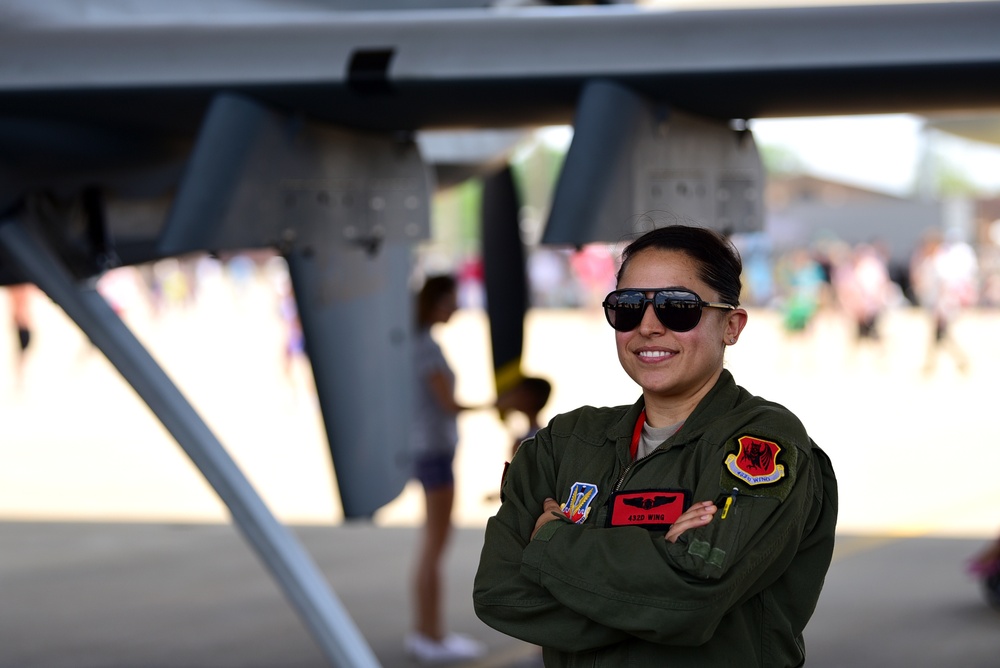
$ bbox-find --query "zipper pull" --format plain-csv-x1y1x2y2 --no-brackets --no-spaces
721,487,739,520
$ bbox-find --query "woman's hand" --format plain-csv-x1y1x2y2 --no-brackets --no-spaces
531,498,717,542
665,500,718,543
531,498,565,539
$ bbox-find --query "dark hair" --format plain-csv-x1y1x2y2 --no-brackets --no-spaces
616,225,742,306
416,275,456,327
519,376,552,413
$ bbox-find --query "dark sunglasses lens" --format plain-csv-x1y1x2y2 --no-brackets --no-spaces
654,291,702,332
604,291,645,331
605,290,710,332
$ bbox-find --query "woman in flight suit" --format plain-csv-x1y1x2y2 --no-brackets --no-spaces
474,225,838,667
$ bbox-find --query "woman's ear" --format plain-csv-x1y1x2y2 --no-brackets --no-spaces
725,308,749,345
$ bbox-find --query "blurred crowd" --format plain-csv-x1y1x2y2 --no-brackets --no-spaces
456,227,991,323
4,227,996,385
743,230,982,314
1,251,302,393
737,228,984,373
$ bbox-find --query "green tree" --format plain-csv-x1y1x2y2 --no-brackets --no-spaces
758,143,805,176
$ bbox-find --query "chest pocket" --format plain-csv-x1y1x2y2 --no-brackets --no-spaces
682,490,779,580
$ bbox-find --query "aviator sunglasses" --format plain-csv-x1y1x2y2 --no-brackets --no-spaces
602,288,736,333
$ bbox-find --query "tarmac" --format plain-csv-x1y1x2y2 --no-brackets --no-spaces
2,270,1000,666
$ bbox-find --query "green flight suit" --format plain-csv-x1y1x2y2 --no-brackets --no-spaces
474,370,838,667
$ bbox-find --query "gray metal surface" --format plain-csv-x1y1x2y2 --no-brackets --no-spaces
159,94,429,519
545,82,764,244
3,1,1000,129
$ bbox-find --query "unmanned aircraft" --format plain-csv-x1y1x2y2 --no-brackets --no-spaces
3,0,1000,664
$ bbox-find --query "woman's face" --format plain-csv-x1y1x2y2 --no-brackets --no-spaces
614,248,745,410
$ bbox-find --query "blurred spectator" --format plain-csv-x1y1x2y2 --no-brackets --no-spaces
96,266,148,319
496,375,552,461
733,232,775,306
570,244,616,308
527,248,577,307
152,258,196,312
225,253,257,301
277,277,306,383
910,229,978,374
832,243,893,346
7,283,35,390
407,274,487,664
775,248,826,335
456,255,485,309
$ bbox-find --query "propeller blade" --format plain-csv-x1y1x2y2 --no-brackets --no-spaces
480,165,527,396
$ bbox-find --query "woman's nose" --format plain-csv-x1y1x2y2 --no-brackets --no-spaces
637,301,664,334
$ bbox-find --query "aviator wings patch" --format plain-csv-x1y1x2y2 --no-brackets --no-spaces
605,489,689,530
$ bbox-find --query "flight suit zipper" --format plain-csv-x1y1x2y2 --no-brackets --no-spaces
613,460,634,493
612,446,663,492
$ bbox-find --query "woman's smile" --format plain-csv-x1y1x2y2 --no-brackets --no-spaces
636,348,675,362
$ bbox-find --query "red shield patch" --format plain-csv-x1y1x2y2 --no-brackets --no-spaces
725,435,785,485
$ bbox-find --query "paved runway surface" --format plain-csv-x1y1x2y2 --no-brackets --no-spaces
2,272,1000,666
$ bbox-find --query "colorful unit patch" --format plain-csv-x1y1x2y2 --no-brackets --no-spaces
726,435,785,486
606,489,689,530
560,482,599,524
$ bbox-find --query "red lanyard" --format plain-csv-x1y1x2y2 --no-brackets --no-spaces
629,410,646,461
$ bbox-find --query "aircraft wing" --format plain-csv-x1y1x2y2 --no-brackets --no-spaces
5,1,1000,242
5,0,999,240
3,0,1000,132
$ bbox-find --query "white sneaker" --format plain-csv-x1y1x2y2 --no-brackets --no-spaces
404,631,487,664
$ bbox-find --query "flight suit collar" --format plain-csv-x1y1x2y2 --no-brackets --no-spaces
625,369,742,455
